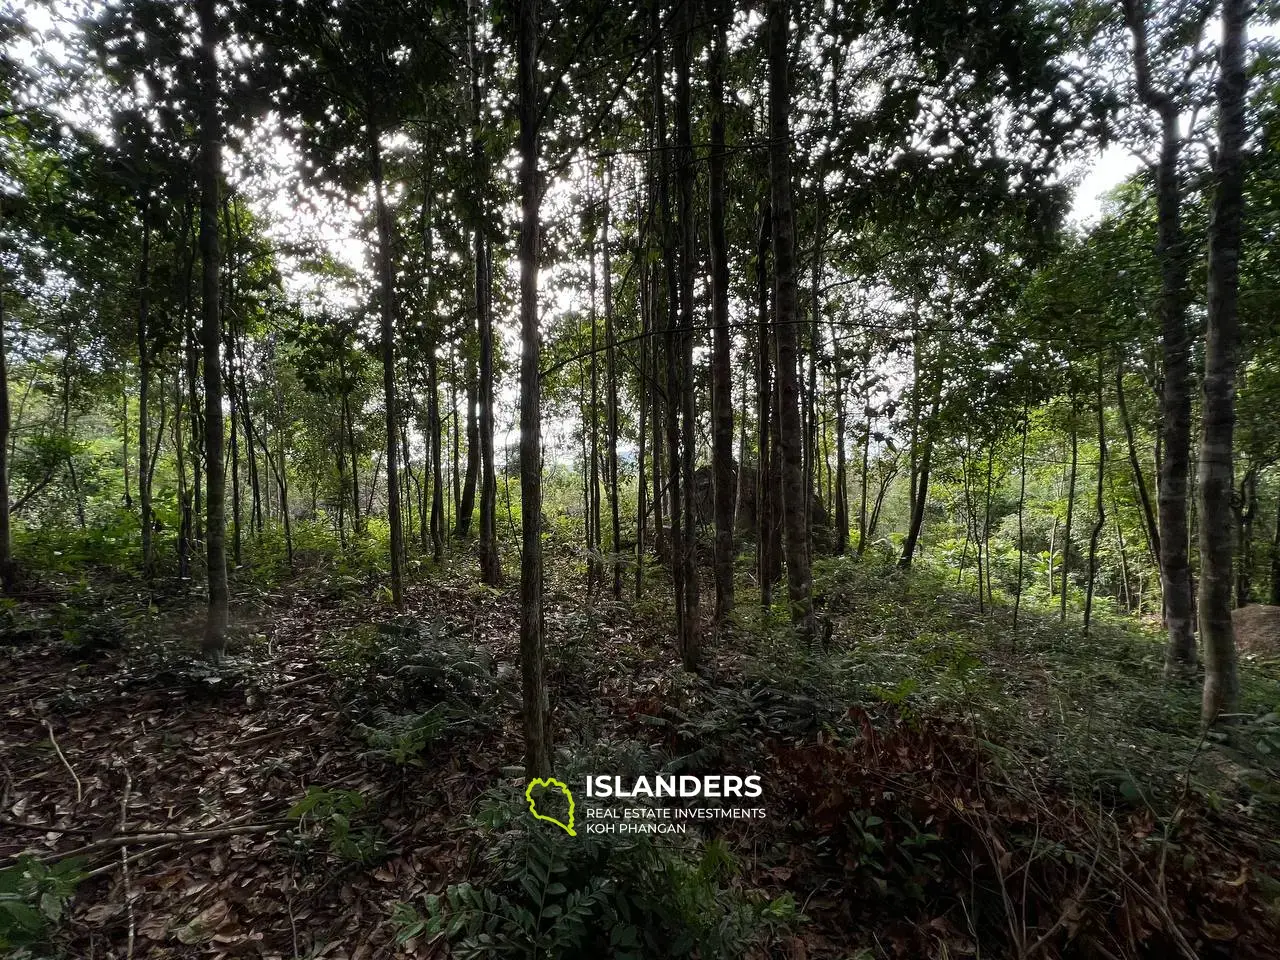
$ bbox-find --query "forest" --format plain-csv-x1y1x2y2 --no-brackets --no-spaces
2,0,1280,956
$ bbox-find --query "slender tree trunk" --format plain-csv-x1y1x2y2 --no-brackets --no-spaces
857,419,870,556
1061,399,1078,622
983,443,995,605
477,236,501,582
588,226,602,594
0,212,10,591
833,330,848,556
672,0,700,665
137,187,154,576
517,0,551,777
123,387,131,509
428,354,445,561
174,373,190,578
636,255,649,599
180,193,204,549
1085,359,1108,634
756,206,774,606
1200,0,1248,722
197,0,227,658
899,369,940,570
370,128,404,611
228,349,241,567
708,0,735,620
660,72,688,652
1014,401,1029,629
1122,0,1197,677
467,0,500,583
1115,362,1160,569
768,0,814,638
1235,465,1257,607
457,372,479,537
1269,502,1280,607
602,167,622,599
655,0,688,653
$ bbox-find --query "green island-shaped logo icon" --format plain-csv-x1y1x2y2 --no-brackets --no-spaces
525,777,577,836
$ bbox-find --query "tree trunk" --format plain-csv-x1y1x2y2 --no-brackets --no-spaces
137,187,154,577
197,0,228,658
588,223,602,595
1122,0,1197,677
1014,401,1029,629
768,0,814,638
468,0,500,583
756,206,774,606
370,128,404,612
672,0,700,665
456,372,479,537
428,352,445,561
832,328,848,556
1235,465,1257,607
0,202,10,590
636,251,649,599
517,0,551,777
1269,502,1280,607
1085,359,1107,635
1060,398,1078,622
603,166,622,600
1199,0,1248,723
708,0,735,621
1115,361,1160,569
899,368,940,571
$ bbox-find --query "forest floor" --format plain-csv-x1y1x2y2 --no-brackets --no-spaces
2,549,1280,959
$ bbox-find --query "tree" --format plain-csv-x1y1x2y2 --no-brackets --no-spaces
767,0,814,638
708,0,734,622
197,0,228,658
1120,0,1207,676
1199,0,1249,724
517,0,550,778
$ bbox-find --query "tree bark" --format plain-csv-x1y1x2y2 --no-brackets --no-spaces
672,0,700,665
1115,361,1160,568
756,206,775,605
517,0,551,777
456,373,479,537
898,366,940,571
602,166,622,600
1085,358,1107,635
1060,397,1078,622
1014,401,1029,629
1235,465,1257,607
197,0,228,658
1199,0,1248,723
468,0,500,583
370,128,404,611
1122,0,1197,674
708,0,735,621
137,186,154,577
768,0,814,638
0,199,10,590
832,327,848,556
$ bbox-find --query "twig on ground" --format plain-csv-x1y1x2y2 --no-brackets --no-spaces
6,820,289,868
44,719,82,802
119,766,137,960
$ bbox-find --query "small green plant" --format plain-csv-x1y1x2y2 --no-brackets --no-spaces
0,855,85,949
287,787,385,864
355,706,449,767
391,789,804,960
